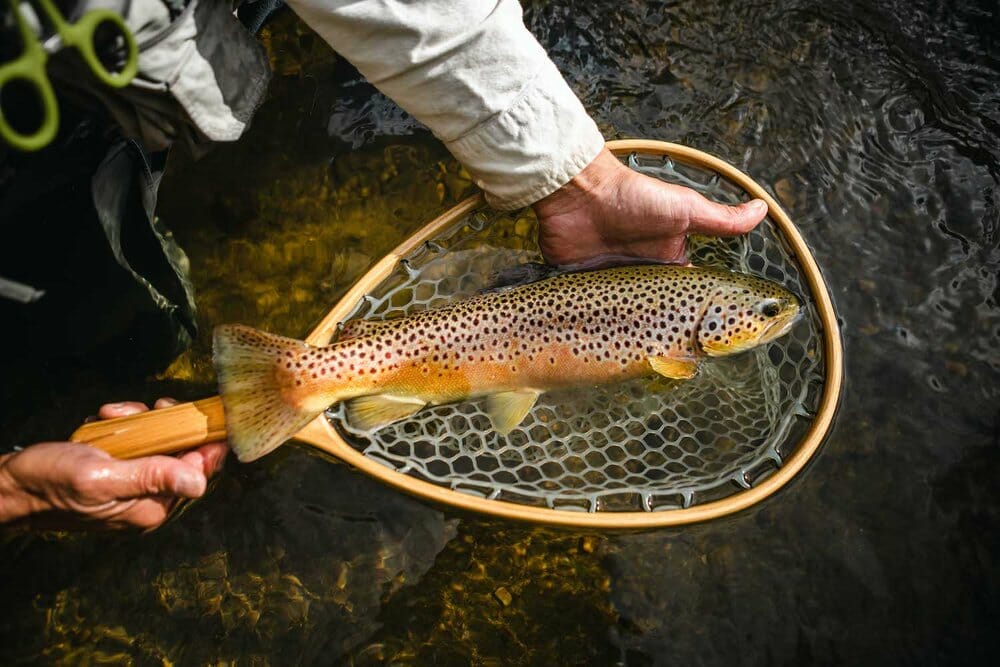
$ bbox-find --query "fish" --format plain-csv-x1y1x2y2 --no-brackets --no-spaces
213,264,801,462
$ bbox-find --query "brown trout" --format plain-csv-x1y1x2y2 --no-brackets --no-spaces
214,264,801,462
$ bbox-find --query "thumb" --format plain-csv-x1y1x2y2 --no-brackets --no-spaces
98,456,208,501
687,196,768,236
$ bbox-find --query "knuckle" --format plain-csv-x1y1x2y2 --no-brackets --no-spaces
725,203,744,219
136,465,167,495
679,188,703,212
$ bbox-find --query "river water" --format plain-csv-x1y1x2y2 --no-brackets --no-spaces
1,0,998,664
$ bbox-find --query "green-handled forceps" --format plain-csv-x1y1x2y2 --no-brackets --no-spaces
0,0,138,151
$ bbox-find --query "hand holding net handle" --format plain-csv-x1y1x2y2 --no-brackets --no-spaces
69,398,227,459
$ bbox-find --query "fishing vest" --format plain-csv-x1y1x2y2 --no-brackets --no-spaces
80,0,273,151
0,0,275,383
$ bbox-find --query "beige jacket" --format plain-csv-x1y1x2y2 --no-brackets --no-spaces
283,0,605,210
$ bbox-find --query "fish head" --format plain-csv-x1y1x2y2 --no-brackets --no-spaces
696,272,802,357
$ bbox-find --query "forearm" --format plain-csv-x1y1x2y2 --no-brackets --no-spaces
283,0,604,209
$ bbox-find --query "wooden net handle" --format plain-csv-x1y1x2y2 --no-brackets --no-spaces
69,398,227,459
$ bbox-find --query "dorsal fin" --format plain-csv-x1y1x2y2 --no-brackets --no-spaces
338,319,389,341
482,257,676,294
481,263,560,293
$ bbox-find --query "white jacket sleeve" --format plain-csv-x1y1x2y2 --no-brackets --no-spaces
282,0,605,210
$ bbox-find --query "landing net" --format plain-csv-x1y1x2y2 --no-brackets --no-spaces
326,151,826,512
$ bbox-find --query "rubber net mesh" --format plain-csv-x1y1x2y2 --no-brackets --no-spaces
326,152,826,512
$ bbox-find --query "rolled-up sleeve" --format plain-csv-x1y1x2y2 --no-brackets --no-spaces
283,0,605,209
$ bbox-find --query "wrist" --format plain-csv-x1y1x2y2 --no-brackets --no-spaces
0,452,47,524
531,148,625,220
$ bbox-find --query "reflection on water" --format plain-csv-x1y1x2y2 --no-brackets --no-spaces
2,0,999,664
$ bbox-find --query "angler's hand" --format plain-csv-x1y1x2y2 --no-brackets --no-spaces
533,147,768,266
0,399,228,531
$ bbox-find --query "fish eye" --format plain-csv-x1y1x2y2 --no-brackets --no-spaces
760,300,782,317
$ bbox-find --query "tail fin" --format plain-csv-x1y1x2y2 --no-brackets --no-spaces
213,325,324,462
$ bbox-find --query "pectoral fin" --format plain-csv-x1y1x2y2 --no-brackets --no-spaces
649,356,699,380
485,390,541,435
346,394,426,431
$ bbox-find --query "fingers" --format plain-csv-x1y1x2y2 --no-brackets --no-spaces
20,494,177,532
176,442,228,480
95,397,223,496
90,446,223,530
200,442,229,477
103,496,176,531
687,195,768,237
93,455,208,501
7,392,224,530
97,397,180,420
97,401,150,419
148,398,228,477
89,396,223,515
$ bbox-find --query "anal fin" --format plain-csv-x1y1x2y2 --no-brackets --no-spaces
346,394,426,431
649,355,699,380
485,390,541,435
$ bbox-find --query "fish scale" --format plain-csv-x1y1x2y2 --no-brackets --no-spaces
213,264,800,462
